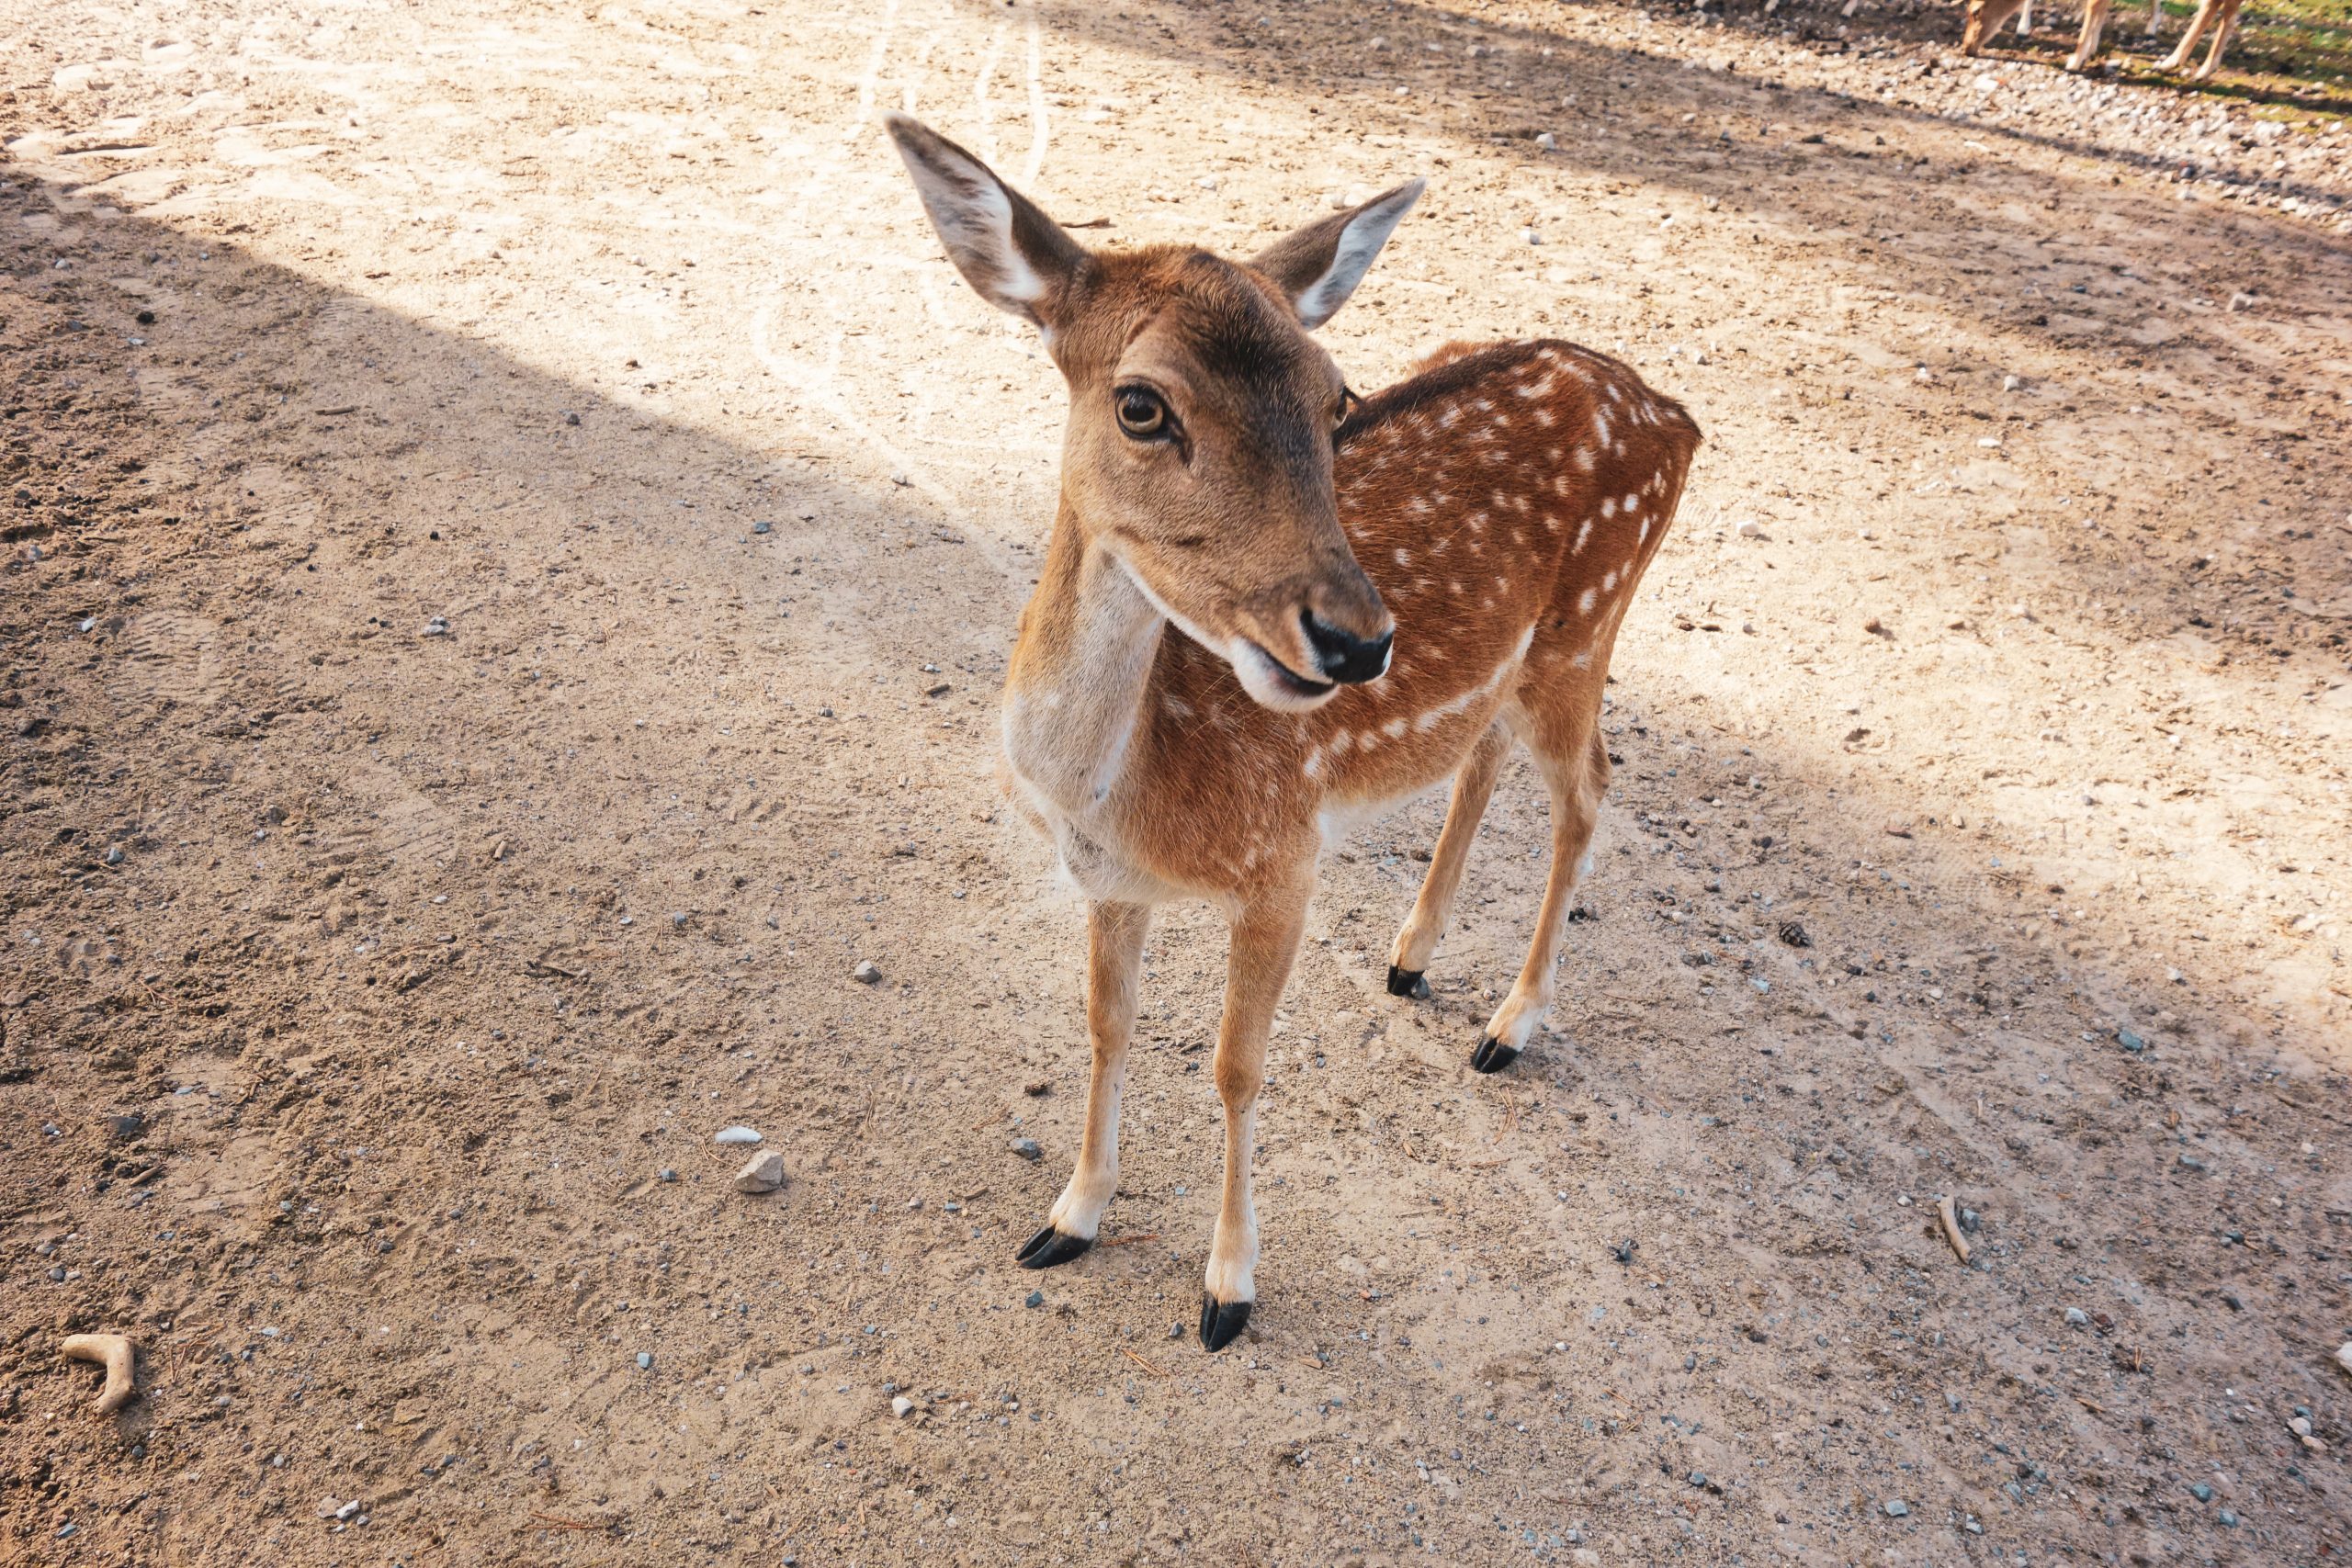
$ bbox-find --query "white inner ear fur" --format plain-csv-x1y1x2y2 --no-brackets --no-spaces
904,150,1044,312
1294,180,1425,329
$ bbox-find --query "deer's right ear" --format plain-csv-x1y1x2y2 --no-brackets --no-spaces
885,114,1085,334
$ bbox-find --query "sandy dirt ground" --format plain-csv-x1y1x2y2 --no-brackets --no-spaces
4,0,2350,1563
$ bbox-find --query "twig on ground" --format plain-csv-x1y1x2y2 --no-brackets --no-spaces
1936,1195,1972,1265
526,1510,613,1532
60,1334,136,1415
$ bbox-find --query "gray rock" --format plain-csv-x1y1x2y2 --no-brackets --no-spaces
1024,1290,1045,1308
734,1150,786,1194
1009,1137,1042,1161
714,1125,762,1145
890,1394,915,1417
853,960,882,984
2064,1307,2090,1325
1883,1499,1910,1517
636,1352,652,1370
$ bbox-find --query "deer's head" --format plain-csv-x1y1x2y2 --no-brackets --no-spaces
886,115,1420,713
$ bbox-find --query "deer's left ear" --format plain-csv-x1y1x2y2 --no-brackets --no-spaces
885,113,1087,334
1250,178,1426,330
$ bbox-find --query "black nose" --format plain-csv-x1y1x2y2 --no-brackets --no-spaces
1302,611,1393,685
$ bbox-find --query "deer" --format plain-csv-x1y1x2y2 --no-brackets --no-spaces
1964,0,2240,77
884,114,1699,1350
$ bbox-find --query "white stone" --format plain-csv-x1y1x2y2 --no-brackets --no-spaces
714,1125,763,1145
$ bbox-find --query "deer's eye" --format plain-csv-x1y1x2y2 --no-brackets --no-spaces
1114,386,1170,440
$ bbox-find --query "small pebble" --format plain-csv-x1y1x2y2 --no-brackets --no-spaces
1010,1137,1042,1161
853,960,883,984
2117,1027,2145,1053
714,1125,763,1145
891,1394,915,1417
658,1168,677,1182
2064,1307,2089,1326
1024,1290,1045,1308
636,1352,652,1370
752,521,772,535
1535,131,1557,150
735,1150,786,1194
1883,1499,1910,1517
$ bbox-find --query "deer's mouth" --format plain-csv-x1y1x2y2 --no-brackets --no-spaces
1233,639,1337,710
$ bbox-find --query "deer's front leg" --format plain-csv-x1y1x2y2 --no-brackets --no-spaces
1018,899,1150,1270
1200,880,1309,1351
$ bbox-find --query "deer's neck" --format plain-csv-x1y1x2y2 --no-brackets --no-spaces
1001,505,1163,818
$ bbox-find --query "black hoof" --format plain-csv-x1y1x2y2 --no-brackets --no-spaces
1015,1224,1094,1270
1471,1035,1521,1074
1386,965,1432,1000
1199,1293,1252,1352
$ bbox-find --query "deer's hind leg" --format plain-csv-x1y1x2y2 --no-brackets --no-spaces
1385,720,1512,1000
1472,712,1609,1075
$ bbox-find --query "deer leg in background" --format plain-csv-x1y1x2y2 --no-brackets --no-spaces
2067,0,2116,69
1963,0,2029,53
2190,0,2241,77
2161,0,2218,68
1387,721,1511,999
1017,899,1150,1269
